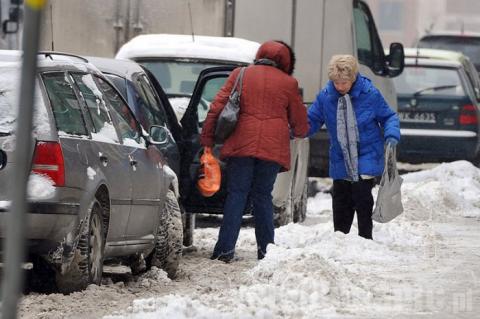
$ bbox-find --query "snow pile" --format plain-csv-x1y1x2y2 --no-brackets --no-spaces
401,161,480,219
137,267,171,289
309,161,480,220
101,161,480,319
105,222,426,319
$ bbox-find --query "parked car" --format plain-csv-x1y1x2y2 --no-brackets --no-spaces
87,56,195,246
0,51,183,293
417,31,480,72
116,34,310,226
392,48,480,164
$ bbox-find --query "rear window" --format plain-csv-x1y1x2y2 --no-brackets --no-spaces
42,73,88,136
0,66,49,136
393,66,465,96
418,36,480,69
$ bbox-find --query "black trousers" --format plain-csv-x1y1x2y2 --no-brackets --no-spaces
332,178,375,239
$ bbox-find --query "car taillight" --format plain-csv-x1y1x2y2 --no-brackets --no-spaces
32,141,65,186
459,104,478,125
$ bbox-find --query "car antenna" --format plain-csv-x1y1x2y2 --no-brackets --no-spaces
188,1,195,42
50,3,55,50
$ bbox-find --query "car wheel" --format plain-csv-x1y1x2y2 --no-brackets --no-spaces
293,182,308,223
148,190,183,278
56,199,105,293
274,190,293,227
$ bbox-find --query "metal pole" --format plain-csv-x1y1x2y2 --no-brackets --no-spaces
291,0,297,49
1,0,45,318
224,0,235,37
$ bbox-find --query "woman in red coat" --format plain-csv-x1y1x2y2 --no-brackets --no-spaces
201,40,308,262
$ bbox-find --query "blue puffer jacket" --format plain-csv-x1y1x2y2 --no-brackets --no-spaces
308,74,400,180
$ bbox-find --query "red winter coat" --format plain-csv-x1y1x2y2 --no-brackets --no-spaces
200,41,308,171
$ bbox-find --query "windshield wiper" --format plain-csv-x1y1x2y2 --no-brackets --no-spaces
413,85,458,97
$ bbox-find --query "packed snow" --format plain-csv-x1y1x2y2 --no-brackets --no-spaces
27,173,55,200
87,167,97,180
18,161,480,318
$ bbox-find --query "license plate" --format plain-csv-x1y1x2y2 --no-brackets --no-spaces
398,112,436,124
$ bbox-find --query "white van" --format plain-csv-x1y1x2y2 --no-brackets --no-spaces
117,34,310,226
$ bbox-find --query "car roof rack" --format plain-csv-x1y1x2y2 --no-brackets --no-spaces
38,51,89,63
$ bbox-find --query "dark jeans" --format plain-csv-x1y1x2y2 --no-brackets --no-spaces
213,157,280,259
332,178,375,239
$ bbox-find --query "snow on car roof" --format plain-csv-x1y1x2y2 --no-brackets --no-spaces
115,34,260,63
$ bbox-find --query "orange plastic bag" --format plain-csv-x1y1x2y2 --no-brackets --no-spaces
197,146,221,197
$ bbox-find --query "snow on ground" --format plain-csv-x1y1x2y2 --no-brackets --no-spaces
18,161,480,318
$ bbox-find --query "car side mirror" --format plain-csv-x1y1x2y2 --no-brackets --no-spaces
149,125,170,145
386,42,405,78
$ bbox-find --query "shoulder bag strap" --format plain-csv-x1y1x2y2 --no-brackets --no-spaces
230,67,246,96
237,67,246,98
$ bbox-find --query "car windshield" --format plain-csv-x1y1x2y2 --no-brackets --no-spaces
137,60,225,96
393,66,465,96
418,36,480,70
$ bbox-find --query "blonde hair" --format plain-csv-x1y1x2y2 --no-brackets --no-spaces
327,55,359,82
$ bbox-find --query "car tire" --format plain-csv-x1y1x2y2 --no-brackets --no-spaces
56,199,105,293
148,190,183,279
293,182,308,223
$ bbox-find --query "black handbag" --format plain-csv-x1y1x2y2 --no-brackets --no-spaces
215,67,246,143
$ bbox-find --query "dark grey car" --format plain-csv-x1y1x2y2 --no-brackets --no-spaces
0,52,182,293
87,57,195,246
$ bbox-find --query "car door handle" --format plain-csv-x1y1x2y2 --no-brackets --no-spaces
99,155,108,164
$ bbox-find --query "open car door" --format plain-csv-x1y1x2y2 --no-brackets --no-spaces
179,66,239,214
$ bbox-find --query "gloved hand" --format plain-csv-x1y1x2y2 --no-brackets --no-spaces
385,137,398,147
289,128,295,140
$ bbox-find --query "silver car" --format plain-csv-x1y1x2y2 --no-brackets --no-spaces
0,52,183,293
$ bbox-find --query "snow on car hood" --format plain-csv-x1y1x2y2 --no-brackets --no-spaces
116,34,260,64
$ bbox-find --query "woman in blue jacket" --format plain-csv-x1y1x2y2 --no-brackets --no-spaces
308,55,400,239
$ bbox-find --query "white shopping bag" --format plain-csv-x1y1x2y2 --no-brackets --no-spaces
372,144,403,223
